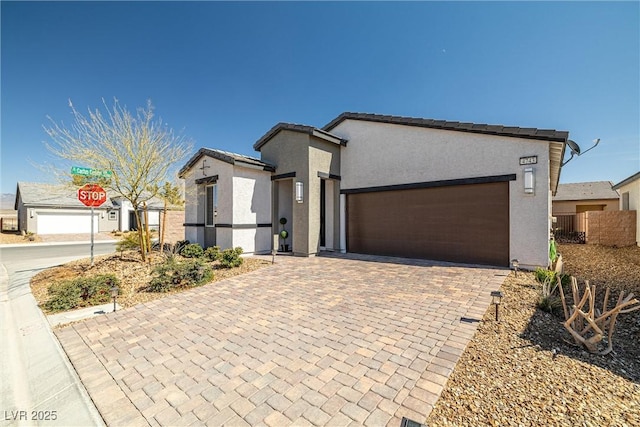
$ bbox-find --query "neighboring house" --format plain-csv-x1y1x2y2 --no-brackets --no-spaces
15,182,164,235
552,181,619,215
15,182,115,234
111,195,163,232
181,112,569,269
613,171,640,246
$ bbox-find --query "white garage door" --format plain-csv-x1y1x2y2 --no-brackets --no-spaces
37,212,99,234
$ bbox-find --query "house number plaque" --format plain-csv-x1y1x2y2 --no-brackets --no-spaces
519,156,538,165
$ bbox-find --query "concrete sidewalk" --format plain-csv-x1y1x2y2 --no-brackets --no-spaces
0,263,105,426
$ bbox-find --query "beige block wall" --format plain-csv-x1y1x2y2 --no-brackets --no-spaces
552,199,618,215
585,210,637,247
160,210,185,244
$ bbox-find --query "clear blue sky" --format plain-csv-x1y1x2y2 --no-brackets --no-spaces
1,1,638,195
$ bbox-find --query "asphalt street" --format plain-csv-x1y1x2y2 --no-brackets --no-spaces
0,241,115,426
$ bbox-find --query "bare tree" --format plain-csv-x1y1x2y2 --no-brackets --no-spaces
44,99,191,261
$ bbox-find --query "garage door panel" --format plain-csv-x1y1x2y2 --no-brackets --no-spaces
37,212,99,234
347,182,509,266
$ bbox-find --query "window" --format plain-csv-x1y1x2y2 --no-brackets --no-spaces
622,192,630,211
205,184,217,226
108,211,117,221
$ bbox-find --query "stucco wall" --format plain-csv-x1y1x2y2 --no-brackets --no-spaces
182,155,234,247
160,209,185,244
231,166,272,253
617,179,640,246
308,138,341,254
332,120,553,268
260,130,310,256
552,199,619,215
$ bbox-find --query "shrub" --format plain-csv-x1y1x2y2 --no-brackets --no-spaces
116,232,141,253
204,246,221,261
180,243,204,258
534,268,571,289
537,294,563,314
147,259,213,292
219,247,244,269
174,240,190,254
535,267,556,284
44,274,120,312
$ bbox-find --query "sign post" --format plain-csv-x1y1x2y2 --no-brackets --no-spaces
77,183,108,266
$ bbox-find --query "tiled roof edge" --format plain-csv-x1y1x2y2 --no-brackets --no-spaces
323,112,569,142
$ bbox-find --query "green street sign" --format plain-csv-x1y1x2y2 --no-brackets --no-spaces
71,166,112,179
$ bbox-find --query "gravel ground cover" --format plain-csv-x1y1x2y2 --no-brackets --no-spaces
31,251,271,314
427,243,640,426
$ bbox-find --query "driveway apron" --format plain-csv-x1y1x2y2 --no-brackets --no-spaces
55,254,508,426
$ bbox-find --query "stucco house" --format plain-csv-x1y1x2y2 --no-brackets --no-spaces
180,112,570,269
15,182,163,235
613,171,640,246
552,181,619,215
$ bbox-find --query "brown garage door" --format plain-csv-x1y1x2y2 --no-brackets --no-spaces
347,182,509,266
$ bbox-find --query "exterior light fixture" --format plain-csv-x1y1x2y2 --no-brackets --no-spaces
29,209,35,218
111,285,119,312
295,181,304,203
511,258,519,277
524,167,535,194
491,291,504,321
214,209,218,217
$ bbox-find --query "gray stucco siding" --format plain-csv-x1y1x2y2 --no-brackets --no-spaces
332,119,552,268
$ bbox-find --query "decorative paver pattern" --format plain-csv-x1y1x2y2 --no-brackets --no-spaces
55,253,507,426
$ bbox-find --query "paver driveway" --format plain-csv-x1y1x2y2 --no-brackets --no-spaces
56,254,508,426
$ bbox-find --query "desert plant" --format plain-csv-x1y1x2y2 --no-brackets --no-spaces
537,275,562,314
204,246,221,261
147,259,213,292
116,231,141,256
174,240,190,254
180,243,204,258
219,247,244,268
44,274,120,312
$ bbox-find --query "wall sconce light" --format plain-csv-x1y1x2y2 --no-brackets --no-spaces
214,209,218,217
511,258,519,277
29,209,35,218
111,285,119,312
101,211,105,219
295,181,304,203
491,290,504,321
524,167,535,194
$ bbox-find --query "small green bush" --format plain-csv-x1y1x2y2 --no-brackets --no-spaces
116,232,140,253
44,274,120,312
44,282,82,312
535,267,555,284
147,259,213,292
219,247,244,269
174,240,190,253
535,268,571,288
537,294,563,314
180,243,204,258
204,246,221,261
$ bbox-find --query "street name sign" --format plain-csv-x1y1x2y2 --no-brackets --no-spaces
71,166,113,179
78,184,107,207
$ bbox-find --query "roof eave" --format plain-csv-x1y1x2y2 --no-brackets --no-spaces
612,171,640,189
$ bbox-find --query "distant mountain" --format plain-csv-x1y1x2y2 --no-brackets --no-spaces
1,193,16,210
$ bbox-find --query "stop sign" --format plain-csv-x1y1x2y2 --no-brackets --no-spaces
78,184,107,207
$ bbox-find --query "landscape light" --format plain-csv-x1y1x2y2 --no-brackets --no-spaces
111,285,119,312
511,259,519,277
491,290,504,321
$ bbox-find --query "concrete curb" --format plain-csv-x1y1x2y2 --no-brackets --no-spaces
0,240,118,249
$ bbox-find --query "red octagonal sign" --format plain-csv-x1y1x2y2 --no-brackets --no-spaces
78,184,107,207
